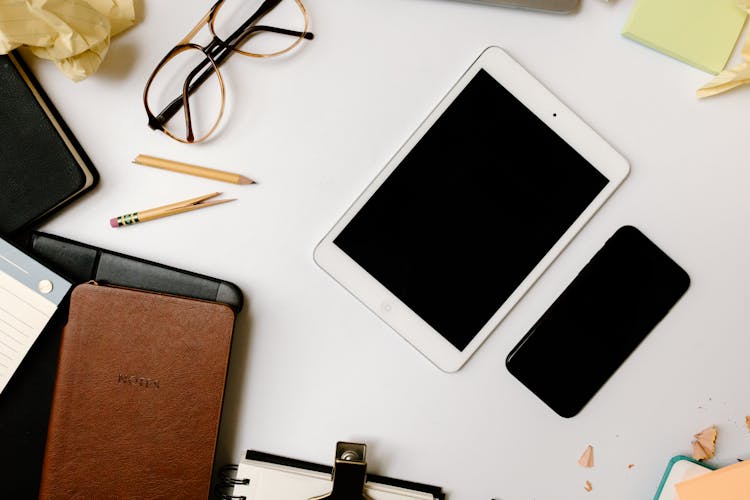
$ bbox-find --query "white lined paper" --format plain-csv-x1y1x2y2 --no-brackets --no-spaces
0,269,58,391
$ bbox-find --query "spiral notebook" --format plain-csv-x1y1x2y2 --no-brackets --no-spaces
221,445,445,500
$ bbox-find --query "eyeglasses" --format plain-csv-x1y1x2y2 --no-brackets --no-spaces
144,0,314,144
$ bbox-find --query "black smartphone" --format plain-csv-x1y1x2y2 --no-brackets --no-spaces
505,225,690,417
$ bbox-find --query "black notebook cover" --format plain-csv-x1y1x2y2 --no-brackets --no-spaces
0,232,243,499
0,52,99,235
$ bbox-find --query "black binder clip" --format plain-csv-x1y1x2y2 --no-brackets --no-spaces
310,442,368,500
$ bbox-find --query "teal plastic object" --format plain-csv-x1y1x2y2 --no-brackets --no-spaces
654,455,716,500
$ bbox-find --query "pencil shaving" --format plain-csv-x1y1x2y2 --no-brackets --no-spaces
746,416,750,432
691,426,717,461
578,445,594,468
628,463,635,469
584,480,592,492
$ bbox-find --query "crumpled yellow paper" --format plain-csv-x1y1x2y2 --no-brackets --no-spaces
0,0,135,81
697,0,750,98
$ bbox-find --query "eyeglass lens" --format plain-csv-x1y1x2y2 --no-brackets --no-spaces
211,0,309,56
146,45,224,143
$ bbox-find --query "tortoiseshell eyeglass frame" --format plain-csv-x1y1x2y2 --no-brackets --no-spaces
143,0,314,144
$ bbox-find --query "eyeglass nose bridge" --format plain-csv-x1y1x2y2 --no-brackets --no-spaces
147,116,163,131
207,34,233,53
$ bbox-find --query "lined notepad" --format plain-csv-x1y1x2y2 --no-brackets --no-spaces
0,237,69,393
622,0,748,74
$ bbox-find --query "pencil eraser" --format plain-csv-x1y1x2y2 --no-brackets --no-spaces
109,218,118,228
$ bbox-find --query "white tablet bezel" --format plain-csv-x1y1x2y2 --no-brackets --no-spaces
314,46,629,372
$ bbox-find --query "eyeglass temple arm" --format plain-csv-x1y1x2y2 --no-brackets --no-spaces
153,0,283,127
178,0,277,47
155,26,314,126
154,0,280,126
223,0,281,46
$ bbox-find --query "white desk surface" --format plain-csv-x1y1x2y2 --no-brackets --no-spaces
24,0,750,498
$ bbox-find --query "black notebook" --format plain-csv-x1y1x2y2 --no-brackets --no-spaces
0,232,243,499
0,52,98,235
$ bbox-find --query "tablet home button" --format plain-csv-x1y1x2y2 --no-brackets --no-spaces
381,302,392,312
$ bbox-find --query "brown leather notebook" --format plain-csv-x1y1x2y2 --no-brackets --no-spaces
39,283,235,499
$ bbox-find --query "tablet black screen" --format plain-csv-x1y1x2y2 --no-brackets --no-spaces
334,69,608,351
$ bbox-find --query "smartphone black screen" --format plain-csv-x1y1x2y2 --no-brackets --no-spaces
505,226,689,417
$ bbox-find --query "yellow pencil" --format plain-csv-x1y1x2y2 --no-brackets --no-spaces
109,192,235,228
133,154,254,185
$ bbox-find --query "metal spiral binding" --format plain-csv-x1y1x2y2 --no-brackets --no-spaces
213,464,250,500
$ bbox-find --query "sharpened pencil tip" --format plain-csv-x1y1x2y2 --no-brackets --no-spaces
238,176,255,185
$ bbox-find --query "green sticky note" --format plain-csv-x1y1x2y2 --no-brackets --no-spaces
622,0,748,74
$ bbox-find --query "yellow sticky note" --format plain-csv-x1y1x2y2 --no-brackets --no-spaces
622,0,748,74
698,0,750,97
675,460,750,500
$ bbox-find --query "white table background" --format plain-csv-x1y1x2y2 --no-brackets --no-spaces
23,0,750,498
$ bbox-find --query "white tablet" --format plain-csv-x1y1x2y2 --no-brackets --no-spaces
314,47,629,372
